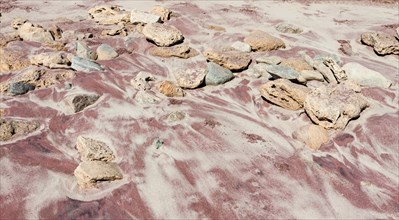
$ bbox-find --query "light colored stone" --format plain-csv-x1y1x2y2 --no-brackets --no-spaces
130,9,161,24
256,56,282,65
130,71,154,90
231,41,251,52
150,6,172,22
74,161,123,188
259,79,310,110
149,45,198,59
17,22,54,43
76,41,97,60
246,63,271,78
64,94,100,113
244,30,285,52
158,80,185,97
203,47,251,71
167,111,186,122
30,52,71,69
0,119,39,142
142,23,184,47
96,44,118,60
266,64,300,80
71,56,103,72
299,70,324,82
0,33,20,48
11,18,27,30
0,48,30,73
134,90,160,104
205,62,234,85
323,57,347,83
101,26,128,36
342,62,392,88
76,136,115,162
88,5,129,25
361,32,399,55
293,125,329,150
276,23,303,34
280,58,313,72
174,68,207,89
304,82,369,130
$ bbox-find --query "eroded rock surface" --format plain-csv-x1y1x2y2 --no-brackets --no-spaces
88,5,129,25
361,32,399,55
244,30,285,51
64,94,100,113
158,80,185,97
142,23,184,47
150,6,172,22
30,52,71,69
174,68,207,89
148,45,198,58
0,119,39,142
76,136,115,162
203,47,251,71
74,161,123,188
276,23,303,34
17,22,54,43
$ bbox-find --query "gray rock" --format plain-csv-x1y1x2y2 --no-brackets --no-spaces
231,41,251,52
256,56,282,65
299,70,324,82
266,64,300,80
71,56,103,72
205,62,234,85
130,9,161,24
342,62,392,88
8,82,34,95
96,44,118,60
76,41,97,60
276,23,303,34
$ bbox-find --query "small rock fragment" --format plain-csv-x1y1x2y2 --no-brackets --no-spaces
293,125,329,150
8,82,34,95
266,65,300,80
0,119,39,142
76,41,97,60
158,80,185,97
30,52,71,69
96,44,118,60
244,30,285,52
256,56,282,65
130,9,161,24
130,71,154,90
205,62,234,85
150,6,172,22
76,136,115,162
71,56,103,72
203,47,251,71
17,22,54,43
338,40,354,56
174,68,207,89
148,45,198,59
74,161,123,188
142,23,184,47
88,5,129,25
231,41,252,52
167,111,186,122
323,57,347,83
275,23,303,34
361,32,399,55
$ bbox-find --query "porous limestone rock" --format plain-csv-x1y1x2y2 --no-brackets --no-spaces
244,30,285,52
71,56,103,72
88,5,129,25
158,80,185,97
203,47,251,71
361,32,399,55
130,71,155,90
174,68,207,89
30,52,71,69
266,65,300,80
76,136,115,162
0,119,39,142
150,6,172,22
256,56,282,65
76,41,97,60
17,22,54,43
142,23,183,47
74,161,123,188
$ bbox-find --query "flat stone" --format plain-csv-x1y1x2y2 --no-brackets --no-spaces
205,62,234,85
361,32,399,55
280,58,313,72
260,79,310,110
142,23,184,47
76,136,115,162
74,161,123,188
231,41,252,52
8,82,34,95
174,68,207,89
244,30,285,52
149,45,198,59
299,70,324,82
266,64,300,80
158,80,185,97
256,56,282,65
64,94,100,113
276,23,303,34
130,9,161,24
71,56,103,72
96,44,118,60
293,125,329,150
203,47,251,71
76,41,97,60
342,62,392,88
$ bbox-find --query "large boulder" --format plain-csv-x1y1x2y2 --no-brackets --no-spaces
0,119,39,142
203,47,251,71
259,79,310,110
304,82,369,130
174,68,207,89
76,136,115,162
96,44,118,60
205,62,234,85
293,125,329,150
342,62,392,88
244,30,285,52
88,5,129,25
158,80,185,97
361,32,399,55
142,23,184,47
130,9,161,24
148,45,198,59
74,161,123,188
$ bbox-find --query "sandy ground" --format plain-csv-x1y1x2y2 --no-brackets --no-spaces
1,0,398,219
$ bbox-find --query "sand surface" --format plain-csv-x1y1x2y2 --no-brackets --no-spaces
1,0,398,219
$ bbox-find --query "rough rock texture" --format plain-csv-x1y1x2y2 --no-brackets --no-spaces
76,136,115,162
246,63,271,78
304,82,369,130
244,30,285,51
266,64,300,80
167,111,186,122
0,119,39,142
130,9,161,24
8,82,34,95
17,22,54,43
0,48,30,73
74,161,123,188
11,18,27,30
280,58,313,72
260,79,310,110
231,41,252,52
150,6,172,22
293,124,329,150
276,23,303,34
71,56,103,72
361,32,399,55
158,80,185,97
303,53,337,84
342,62,392,88
96,44,118,60
338,40,354,56
256,56,282,65
0,33,20,48
203,47,251,71
323,57,347,83
49,25,63,40
76,41,97,60
88,5,129,25
148,45,198,58
205,62,234,85
174,68,207,89
142,23,184,47
134,90,160,104
64,94,100,113
299,70,324,82
101,26,128,36
30,52,71,69
130,71,155,90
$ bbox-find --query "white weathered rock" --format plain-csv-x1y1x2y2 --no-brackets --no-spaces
174,68,207,89
244,30,285,52
76,41,97,60
88,5,129,25
130,9,161,24
231,41,251,52
142,23,184,47
17,22,54,43
96,44,118,60
342,62,392,88
76,136,115,162
130,71,155,90
74,161,123,188
30,52,71,69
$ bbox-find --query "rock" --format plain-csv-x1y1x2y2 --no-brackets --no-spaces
71,56,103,72
259,79,310,110
74,161,123,188
17,22,54,43
361,32,399,55
158,80,185,97
11,18,27,30
266,64,300,80
76,136,115,162
148,45,198,59
256,56,282,65
44,41,67,51
205,62,234,85
342,62,392,88
174,68,207,89
203,47,251,71
76,41,97,60
96,44,118,60
150,6,172,22
130,9,161,24
246,63,271,78
299,70,324,82
231,41,252,52
293,125,329,150
30,52,71,69
142,23,184,47
0,119,39,142
304,82,369,130
206,25,226,32
338,40,354,56
134,90,160,104
396,27,399,39
323,57,347,83
8,82,34,95
88,5,129,25
0,33,20,48
49,24,63,40
167,111,186,122
0,48,30,73
280,58,313,72
101,26,128,36
275,23,303,34
62,30,93,41
130,71,154,90
244,30,285,52
308,56,337,84
64,94,100,113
